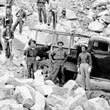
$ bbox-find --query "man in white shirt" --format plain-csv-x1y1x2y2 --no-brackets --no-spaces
48,0,58,29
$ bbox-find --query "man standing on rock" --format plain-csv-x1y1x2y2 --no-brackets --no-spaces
48,0,58,29
5,0,14,13
77,44,92,91
3,7,13,28
37,0,49,24
12,7,27,34
49,41,67,86
2,25,14,58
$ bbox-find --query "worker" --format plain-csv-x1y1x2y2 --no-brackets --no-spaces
5,0,14,13
49,41,67,86
2,25,14,58
12,7,26,33
77,44,92,91
3,7,13,28
48,0,58,29
37,0,49,24
24,39,51,78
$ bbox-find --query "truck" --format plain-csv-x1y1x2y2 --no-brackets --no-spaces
32,28,110,83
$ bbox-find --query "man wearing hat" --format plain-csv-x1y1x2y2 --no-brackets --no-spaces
49,41,67,86
77,44,92,91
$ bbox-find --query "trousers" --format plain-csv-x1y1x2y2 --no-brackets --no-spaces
12,17,23,33
26,58,37,78
80,63,90,91
50,60,65,85
48,10,57,29
38,6,47,24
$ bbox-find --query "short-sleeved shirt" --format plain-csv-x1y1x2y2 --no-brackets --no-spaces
51,48,67,60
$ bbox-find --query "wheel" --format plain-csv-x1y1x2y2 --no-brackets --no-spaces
37,60,53,80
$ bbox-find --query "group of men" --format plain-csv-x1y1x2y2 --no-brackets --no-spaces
37,0,66,28
1,0,27,58
0,0,92,90
24,37,92,90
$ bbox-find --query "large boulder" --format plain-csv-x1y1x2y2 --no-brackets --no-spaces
34,70,45,86
66,9,77,20
61,94,87,110
0,99,24,110
34,91,46,109
0,85,14,99
98,10,109,16
82,97,110,110
14,86,33,104
88,20,105,32
92,0,108,8
99,16,110,23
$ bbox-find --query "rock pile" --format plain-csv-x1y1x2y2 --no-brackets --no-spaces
0,71,110,110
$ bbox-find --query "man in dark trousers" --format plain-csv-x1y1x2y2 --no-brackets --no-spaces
12,7,26,33
77,44,92,91
37,0,49,24
24,39,51,78
49,41,67,86
2,25,14,58
3,7,13,28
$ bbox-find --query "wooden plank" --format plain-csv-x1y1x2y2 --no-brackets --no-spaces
32,28,91,38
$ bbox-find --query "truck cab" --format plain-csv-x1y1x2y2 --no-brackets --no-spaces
88,36,110,80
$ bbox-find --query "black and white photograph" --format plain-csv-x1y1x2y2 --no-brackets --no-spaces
0,0,110,109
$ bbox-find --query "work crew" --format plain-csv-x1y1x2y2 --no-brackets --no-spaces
12,7,26,34
24,39,51,78
3,7,13,28
5,0,14,13
48,0,58,29
77,44,92,91
49,41,67,86
37,0,49,24
2,25,14,58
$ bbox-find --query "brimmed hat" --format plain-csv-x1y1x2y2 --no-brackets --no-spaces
57,41,64,46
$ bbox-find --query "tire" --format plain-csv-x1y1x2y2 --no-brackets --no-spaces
37,60,53,80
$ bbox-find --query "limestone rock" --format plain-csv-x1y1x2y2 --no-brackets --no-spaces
82,97,110,110
63,80,78,90
14,86,33,104
46,94,66,107
100,16,110,23
45,80,55,86
74,106,84,110
0,85,14,99
92,0,108,8
23,98,35,109
88,20,105,32
61,94,87,110
34,70,45,86
34,91,46,109
66,9,77,20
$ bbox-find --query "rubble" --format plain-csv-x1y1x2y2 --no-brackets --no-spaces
0,0,110,110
